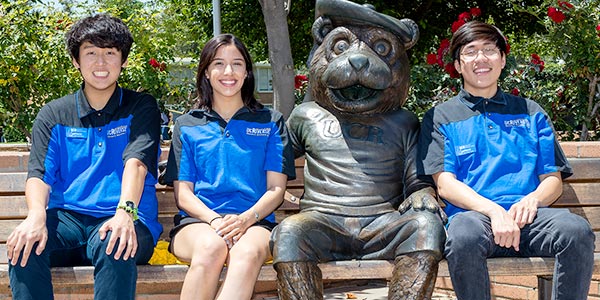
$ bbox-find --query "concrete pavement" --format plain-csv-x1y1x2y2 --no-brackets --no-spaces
254,280,455,300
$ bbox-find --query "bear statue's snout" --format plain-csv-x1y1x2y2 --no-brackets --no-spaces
348,53,369,71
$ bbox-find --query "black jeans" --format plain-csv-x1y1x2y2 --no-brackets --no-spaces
444,208,595,300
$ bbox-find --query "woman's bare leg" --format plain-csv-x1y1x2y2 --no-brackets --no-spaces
171,223,229,300
215,226,271,300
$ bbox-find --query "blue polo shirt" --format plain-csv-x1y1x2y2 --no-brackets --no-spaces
27,85,163,243
164,107,296,223
418,88,572,221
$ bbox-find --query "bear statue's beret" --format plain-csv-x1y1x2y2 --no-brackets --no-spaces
315,0,419,49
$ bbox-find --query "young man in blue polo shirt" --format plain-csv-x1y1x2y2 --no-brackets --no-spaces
418,21,595,299
6,14,162,300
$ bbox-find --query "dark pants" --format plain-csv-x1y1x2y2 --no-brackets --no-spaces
445,208,595,300
9,209,155,300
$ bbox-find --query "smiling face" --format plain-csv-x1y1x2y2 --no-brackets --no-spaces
72,41,126,100
454,40,506,98
205,44,248,103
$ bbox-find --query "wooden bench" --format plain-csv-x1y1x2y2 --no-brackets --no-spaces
1,156,599,299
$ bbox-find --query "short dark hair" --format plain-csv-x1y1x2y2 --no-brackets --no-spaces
66,13,134,64
194,34,262,111
450,21,507,62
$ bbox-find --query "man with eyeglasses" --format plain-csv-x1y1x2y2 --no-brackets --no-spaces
417,21,595,300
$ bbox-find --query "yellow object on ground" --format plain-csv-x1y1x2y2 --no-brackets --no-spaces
148,240,187,265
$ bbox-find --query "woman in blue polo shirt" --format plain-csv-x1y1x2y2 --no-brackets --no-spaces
164,34,295,300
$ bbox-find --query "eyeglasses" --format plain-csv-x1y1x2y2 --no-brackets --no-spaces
460,48,500,61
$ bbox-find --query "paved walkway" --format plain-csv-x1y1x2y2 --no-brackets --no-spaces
254,281,454,300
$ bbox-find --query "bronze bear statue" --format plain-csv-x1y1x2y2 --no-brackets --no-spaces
270,0,446,299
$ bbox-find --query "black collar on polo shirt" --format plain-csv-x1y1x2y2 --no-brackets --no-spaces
76,83,123,119
458,87,507,109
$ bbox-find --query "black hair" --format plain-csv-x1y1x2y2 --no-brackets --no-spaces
450,21,507,62
193,34,262,111
66,13,133,64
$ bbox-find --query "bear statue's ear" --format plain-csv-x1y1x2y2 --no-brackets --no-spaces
399,18,419,50
312,16,333,45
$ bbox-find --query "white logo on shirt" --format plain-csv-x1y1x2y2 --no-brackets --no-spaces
246,127,271,136
504,118,530,128
456,144,476,156
107,125,128,138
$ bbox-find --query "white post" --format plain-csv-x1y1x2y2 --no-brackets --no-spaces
212,0,221,36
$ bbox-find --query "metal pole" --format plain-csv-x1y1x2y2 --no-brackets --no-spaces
212,0,221,36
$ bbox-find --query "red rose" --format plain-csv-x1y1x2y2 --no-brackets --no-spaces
439,39,450,51
505,39,511,55
548,7,566,23
451,19,466,33
149,58,160,69
444,63,460,78
470,7,482,17
436,39,451,67
426,53,437,65
511,88,520,96
458,12,471,21
530,53,545,72
436,51,445,67
596,24,600,37
294,74,308,89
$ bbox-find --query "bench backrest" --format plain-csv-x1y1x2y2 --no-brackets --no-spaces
1,157,598,265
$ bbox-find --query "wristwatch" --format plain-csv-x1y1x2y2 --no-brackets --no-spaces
117,200,139,221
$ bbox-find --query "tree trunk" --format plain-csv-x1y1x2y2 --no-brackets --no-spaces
580,74,599,141
258,0,296,119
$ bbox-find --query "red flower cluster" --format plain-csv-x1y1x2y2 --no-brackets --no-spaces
451,7,482,33
548,1,573,23
444,63,460,79
426,8,481,79
294,74,308,90
149,58,166,71
596,24,600,37
436,39,450,67
431,38,460,78
547,7,565,23
530,53,545,72
426,53,437,65
511,87,520,96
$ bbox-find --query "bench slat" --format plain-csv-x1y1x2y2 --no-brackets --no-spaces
0,196,27,219
565,158,600,182
0,220,21,244
558,182,600,205
0,173,26,194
